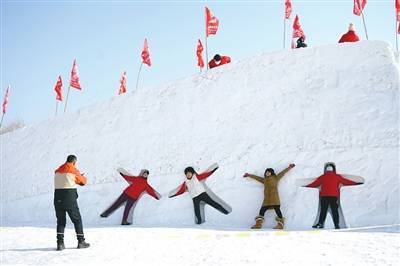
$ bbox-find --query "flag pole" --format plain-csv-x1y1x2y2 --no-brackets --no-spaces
55,101,59,116
359,0,369,40
0,113,5,128
136,62,144,90
283,15,286,49
63,86,71,113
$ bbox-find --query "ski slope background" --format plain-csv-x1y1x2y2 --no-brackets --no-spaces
1,40,399,229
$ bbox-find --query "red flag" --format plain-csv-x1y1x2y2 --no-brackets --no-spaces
196,39,204,68
205,7,219,37
141,38,151,67
292,15,305,39
285,0,292,19
2,85,10,114
70,59,82,90
396,0,400,21
54,75,63,101
119,71,127,95
353,0,367,16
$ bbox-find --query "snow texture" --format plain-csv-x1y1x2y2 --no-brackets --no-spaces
1,41,399,230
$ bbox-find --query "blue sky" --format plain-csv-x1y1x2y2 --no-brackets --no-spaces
1,0,394,125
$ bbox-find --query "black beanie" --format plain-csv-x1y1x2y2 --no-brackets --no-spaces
214,54,221,61
184,167,196,175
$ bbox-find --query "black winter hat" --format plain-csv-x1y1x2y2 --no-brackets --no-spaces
214,54,221,61
264,168,275,176
184,167,196,175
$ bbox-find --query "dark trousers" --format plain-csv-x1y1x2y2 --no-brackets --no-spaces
259,205,283,218
54,189,84,242
318,196,339,226
101,192,136,222
193,192,229,224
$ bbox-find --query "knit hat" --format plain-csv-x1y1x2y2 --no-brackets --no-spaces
324,162,336,173
213,54,221,62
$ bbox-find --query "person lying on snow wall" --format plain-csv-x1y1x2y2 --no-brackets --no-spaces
338,23,360,43
169,163,232,224
296,35,308,48
208,54,231,69
100,168,161,225
243,163,295,230
54,155,90,251
304,162,363,229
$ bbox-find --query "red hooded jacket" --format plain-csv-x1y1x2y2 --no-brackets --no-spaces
338,30,360,43
209,56,231,69
306,172,358,197
120,173,160,200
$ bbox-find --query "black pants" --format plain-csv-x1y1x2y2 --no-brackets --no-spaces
193,192,229,224
259,205,283,218
54,189,84,242
101,192,136,221
318,196,339,226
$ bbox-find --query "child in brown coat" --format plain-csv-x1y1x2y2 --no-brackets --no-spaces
244,163,295,229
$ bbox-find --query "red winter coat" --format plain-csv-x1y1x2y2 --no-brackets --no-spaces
120,174,160,200
306,172,358,197
338,30,360,43
209,56,231,69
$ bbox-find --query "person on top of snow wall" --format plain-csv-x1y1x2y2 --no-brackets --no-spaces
243,163,295,230
168,163,232,224
208,54,231,69
100,169,161,225
305,162,361,229
54,155,90,251
296,35,308,48
338,23,360,43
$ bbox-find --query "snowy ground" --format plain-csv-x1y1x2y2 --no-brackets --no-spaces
1,225,399,266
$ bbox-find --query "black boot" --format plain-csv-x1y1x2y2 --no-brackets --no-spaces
312,223,324,229
100,213,107,218
121,220,131,225
57,241,65,251
334,224,340,229
77,240,90,249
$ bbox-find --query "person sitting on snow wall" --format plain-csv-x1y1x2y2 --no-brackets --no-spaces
100,168,161,225
243,163,295,230
338,23,360,43
304,162,363,229
168,163,232,224
208,54,231,69
296,35,308,48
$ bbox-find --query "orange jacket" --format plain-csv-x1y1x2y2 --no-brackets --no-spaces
55,162,87,186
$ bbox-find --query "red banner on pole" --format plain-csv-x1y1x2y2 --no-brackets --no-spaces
353,0,367,16
54,76,63,101
2,85,10,114
119,71,127,95
141,38,151,67
70,59,82,90
285,0,292,19
205,7,219,37
196,39,205,68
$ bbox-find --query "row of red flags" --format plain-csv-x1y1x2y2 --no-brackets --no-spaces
2,0,396,116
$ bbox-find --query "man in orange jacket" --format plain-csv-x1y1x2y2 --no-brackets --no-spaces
208,54,231,69
54,155,90,251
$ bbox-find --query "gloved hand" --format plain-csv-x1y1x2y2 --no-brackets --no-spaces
243,173,250,178
289,163,296,169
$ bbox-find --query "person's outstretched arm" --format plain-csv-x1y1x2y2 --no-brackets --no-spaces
276,163,295,181
243,173,265,184
197,163,219,181
168,182,187,198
